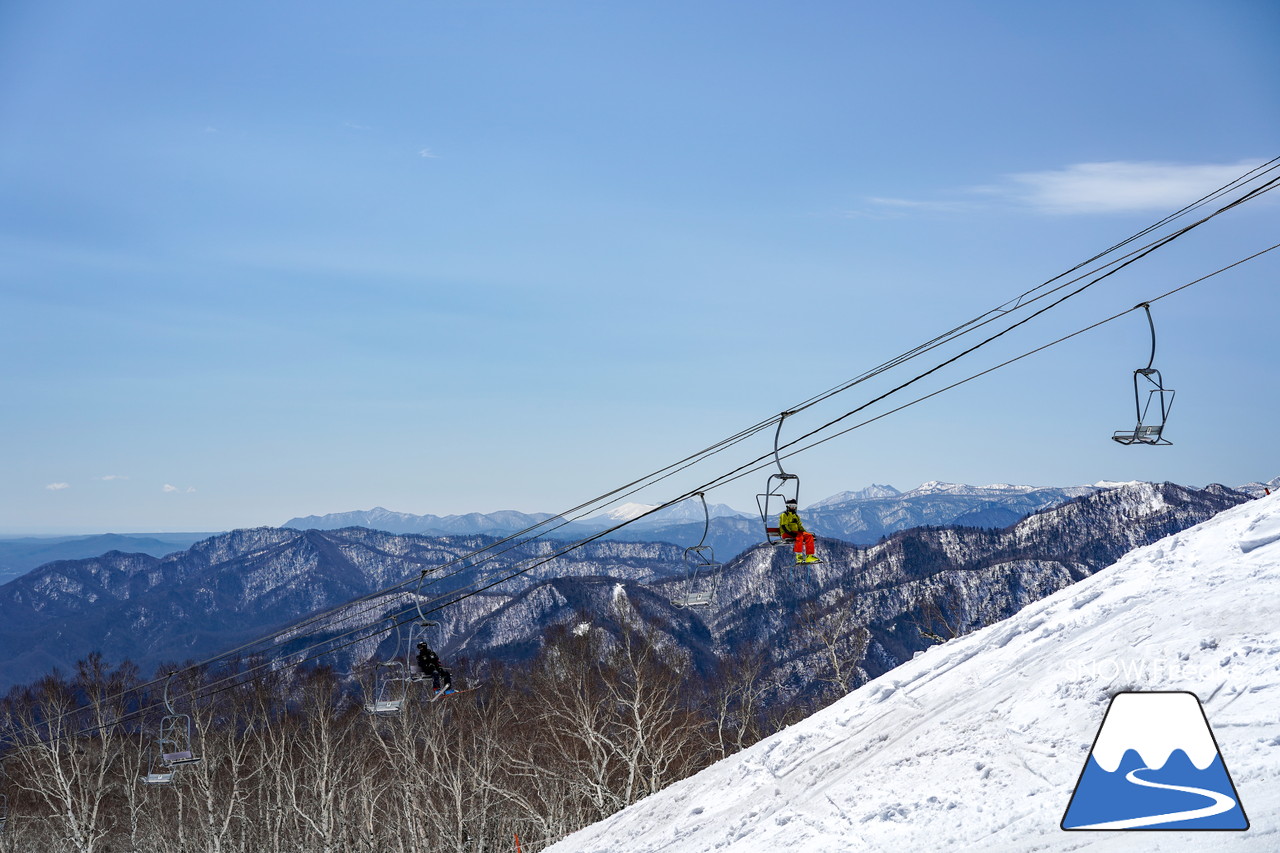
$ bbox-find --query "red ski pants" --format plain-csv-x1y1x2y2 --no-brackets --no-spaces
785,532,815,557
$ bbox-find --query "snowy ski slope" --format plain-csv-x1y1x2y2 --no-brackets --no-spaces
547,492,1280,852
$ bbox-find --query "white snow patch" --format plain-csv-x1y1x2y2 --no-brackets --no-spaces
592,502,659,521
547,492,1280,853
1239,508,1280,554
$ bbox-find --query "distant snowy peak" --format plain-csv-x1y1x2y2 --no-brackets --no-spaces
286,506,420,528
812,480,1101,507
589,499,751,525
1235,476,1280,499
901,480,1082,498
808,484,901,507
903,480,1011,497
593,503,658,522
281,507,557,535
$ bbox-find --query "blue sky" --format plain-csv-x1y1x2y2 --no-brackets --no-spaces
2,0,1278,534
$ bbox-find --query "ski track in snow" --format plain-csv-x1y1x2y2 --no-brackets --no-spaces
546,492,1280,853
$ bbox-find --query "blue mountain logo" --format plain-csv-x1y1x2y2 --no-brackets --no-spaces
1062,691,1248,830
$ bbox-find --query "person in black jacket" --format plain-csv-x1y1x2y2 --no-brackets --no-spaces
415,642,454,694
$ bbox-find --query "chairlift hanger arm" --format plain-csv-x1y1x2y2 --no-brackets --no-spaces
1137,302,1156,371
772,411,798,477
692,492,709,551
162,671,177,716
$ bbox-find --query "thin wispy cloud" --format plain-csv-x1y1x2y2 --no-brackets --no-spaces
162,484,197,494
1005,160,1266,214
850,160,1266,218
45,482,70,491
99,474,128,481
418,148,439,159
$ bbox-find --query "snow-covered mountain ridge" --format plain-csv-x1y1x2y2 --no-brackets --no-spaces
547,492,1280,852
280,480,1276,556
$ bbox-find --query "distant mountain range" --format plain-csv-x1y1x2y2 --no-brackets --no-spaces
282,481,1112,556
1,478,1270,592
0,532,215,585
0,529,688,691
456,482,1252,703
285,479,1279,557
805,480,1105,543
281,507,560,536
0,481,1254,695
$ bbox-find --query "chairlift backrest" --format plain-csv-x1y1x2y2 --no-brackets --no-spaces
364,658,408,716
155,674,202,767
158,713,201,765
757,472,799,545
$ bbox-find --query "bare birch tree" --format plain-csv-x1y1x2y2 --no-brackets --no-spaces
2,655,137,853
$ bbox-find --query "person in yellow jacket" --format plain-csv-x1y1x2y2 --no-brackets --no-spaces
779,498,819,563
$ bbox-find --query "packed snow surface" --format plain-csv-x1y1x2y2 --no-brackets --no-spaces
547,492,1280,852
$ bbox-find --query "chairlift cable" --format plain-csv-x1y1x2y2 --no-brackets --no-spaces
694,241,1280,492
780,161,1280,420
8,239,1275,761
91,160,1280,691
7,167,1276,758
405,174,1276,602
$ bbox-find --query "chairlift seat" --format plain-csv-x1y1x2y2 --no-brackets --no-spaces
674,591,714,607
364,699,404,715
142,770,175,785
1112,424,1169,445
162,750,201,765
766,526,794,546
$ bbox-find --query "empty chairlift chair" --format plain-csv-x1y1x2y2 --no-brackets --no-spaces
1112,303,1175,446
364,614,411,715
140,673,202,785
673,545,721,608
364,659,409,715
671,493,723,608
